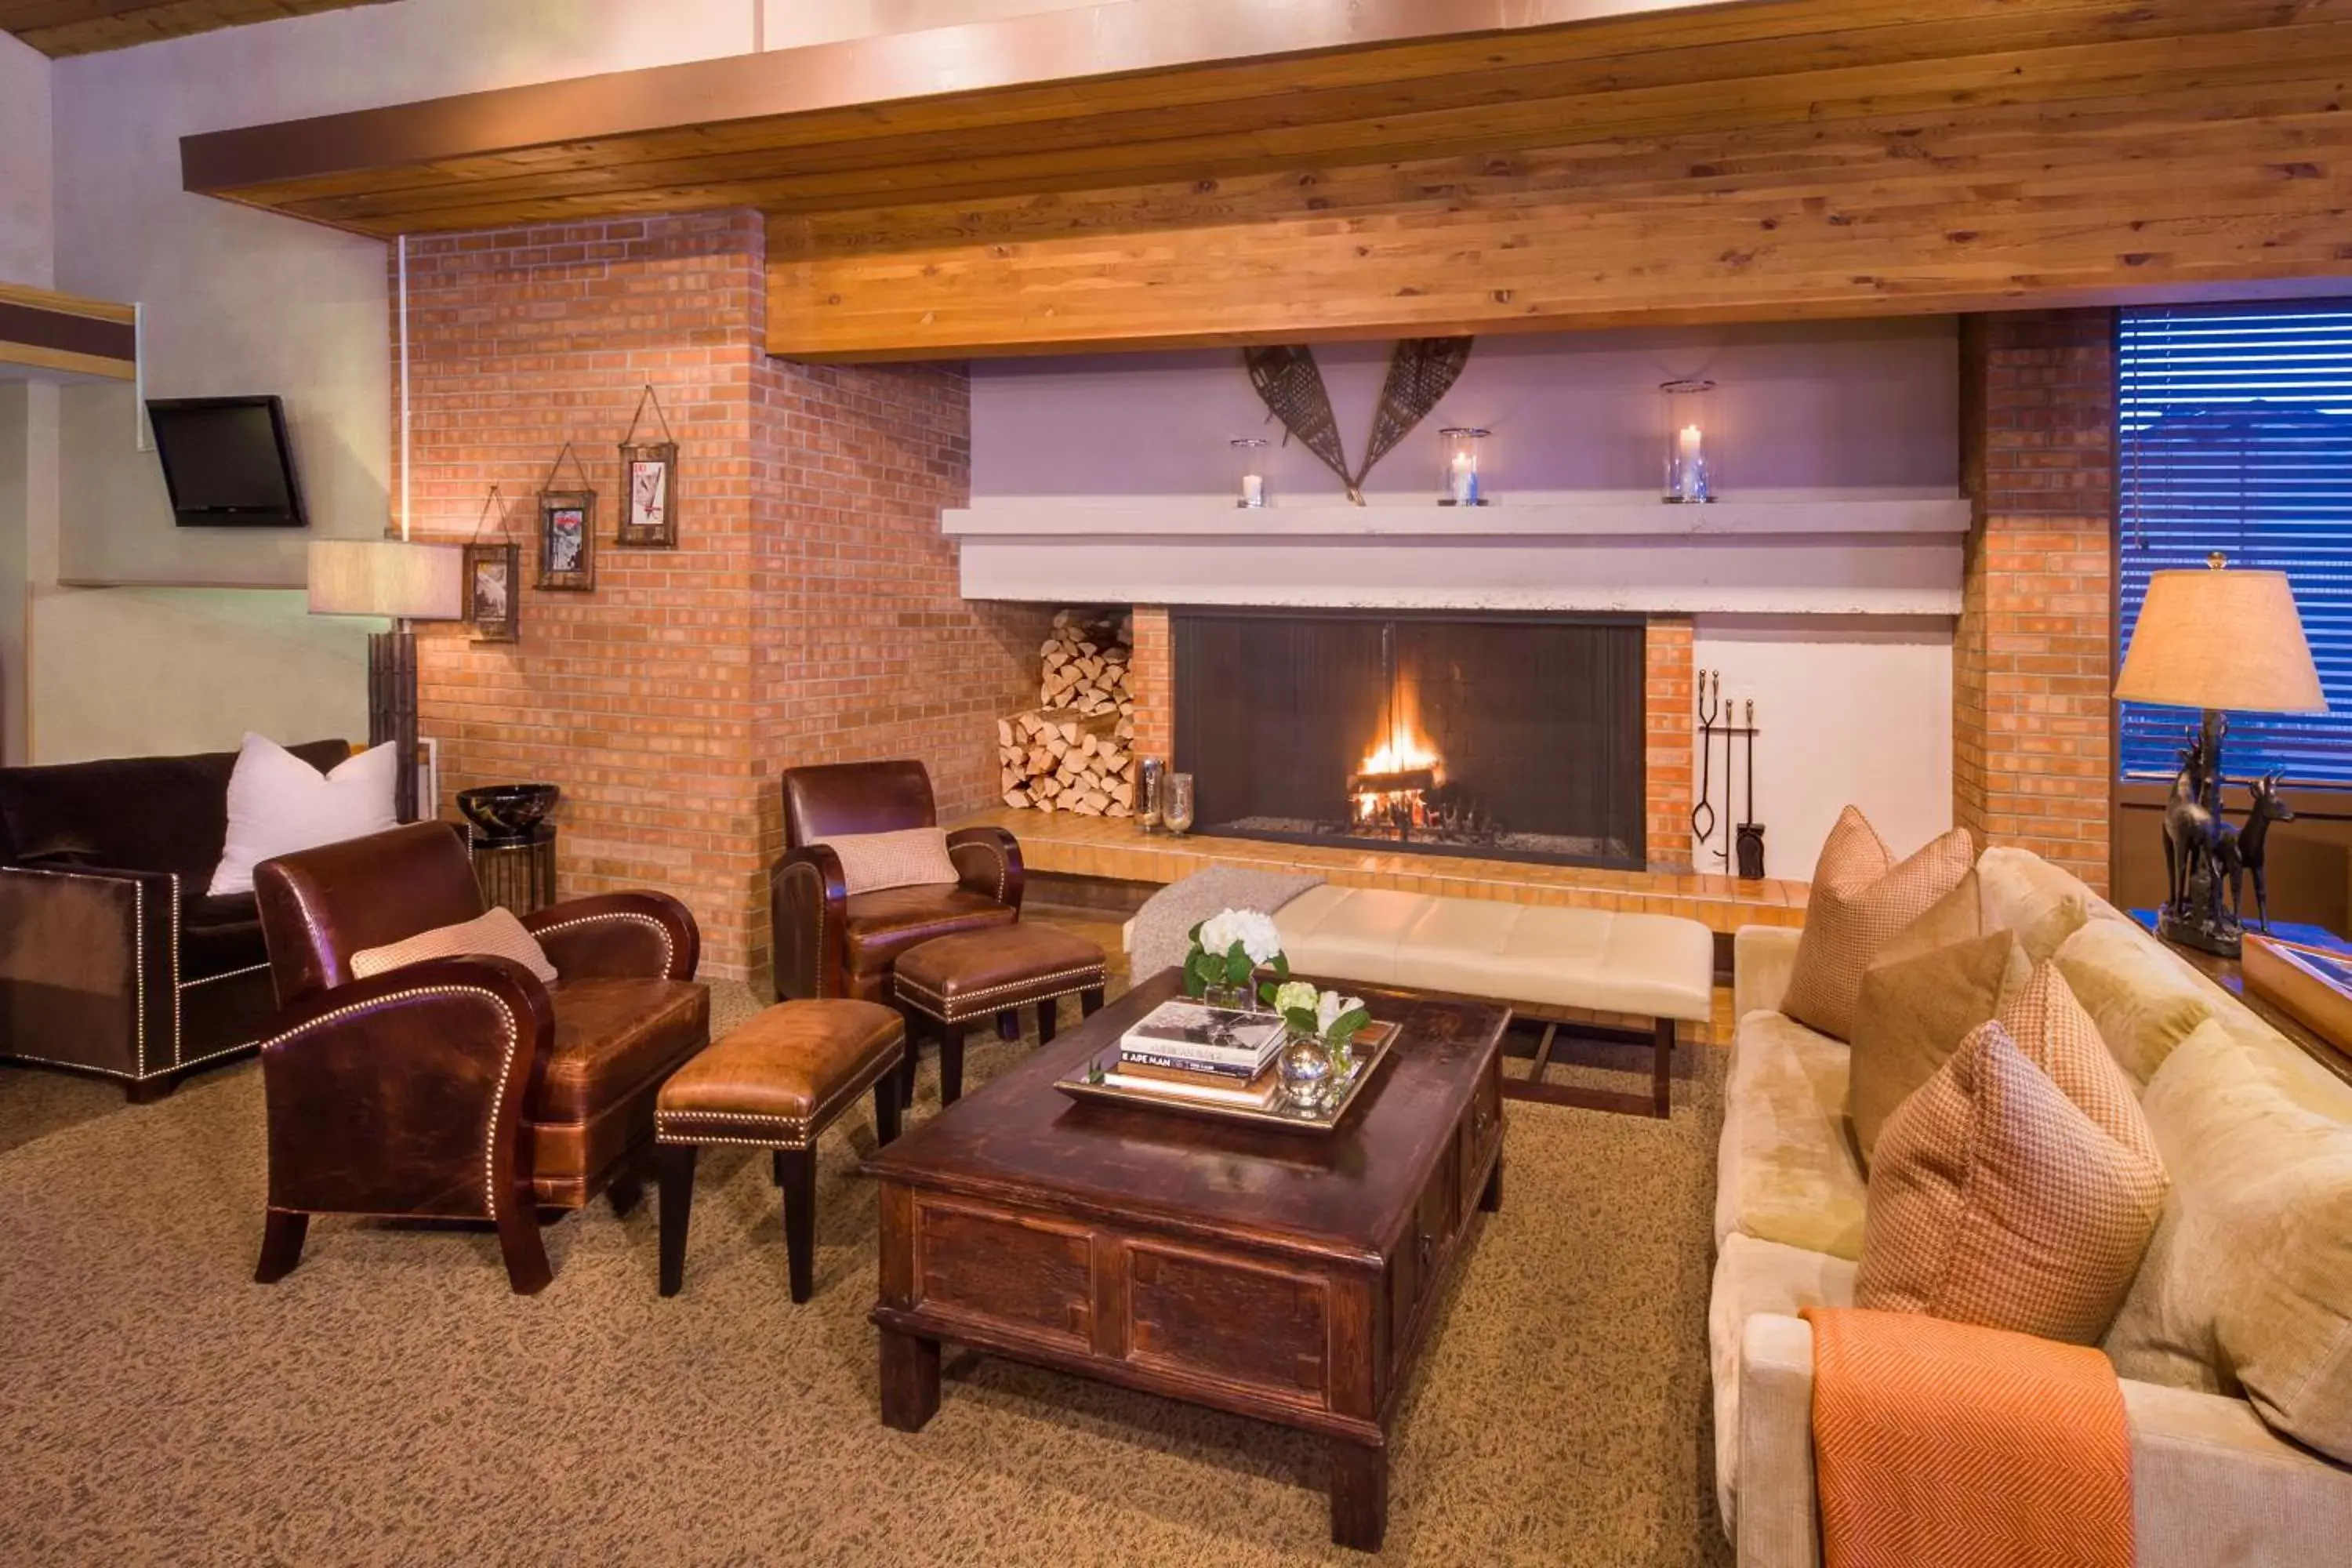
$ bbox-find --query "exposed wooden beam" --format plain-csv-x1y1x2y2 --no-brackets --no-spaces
0,1,388,58
765,79,2352,358
0,281,136,380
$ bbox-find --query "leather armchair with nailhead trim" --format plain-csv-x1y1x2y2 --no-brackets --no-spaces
769,759,1025,1004
0,739,352,1102
249,822,707,1294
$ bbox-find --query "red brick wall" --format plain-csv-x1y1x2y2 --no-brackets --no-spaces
1644,615,1695,870
402,212,1043,982
1126,605,1172,764
1955,310,2117,891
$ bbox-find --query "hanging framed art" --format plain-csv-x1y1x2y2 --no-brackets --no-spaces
535,442,596,591
617,383,678,549
463,484,521,643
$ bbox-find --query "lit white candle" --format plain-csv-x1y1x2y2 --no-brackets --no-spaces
1448,451,1479,506
1677,423,1705,500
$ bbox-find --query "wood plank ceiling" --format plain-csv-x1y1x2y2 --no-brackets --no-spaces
178,0,2352,360
1,0,386,56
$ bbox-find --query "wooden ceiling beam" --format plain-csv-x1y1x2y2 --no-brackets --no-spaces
0,0,388,57
764,90,2352,359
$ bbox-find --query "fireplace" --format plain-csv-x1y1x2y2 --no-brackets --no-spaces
1172,610,1647,869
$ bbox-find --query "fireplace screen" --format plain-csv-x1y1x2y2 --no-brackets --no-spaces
1173,610,1646,869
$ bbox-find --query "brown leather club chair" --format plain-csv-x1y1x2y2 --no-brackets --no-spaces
250,822,707,1294
769,759,1023,1004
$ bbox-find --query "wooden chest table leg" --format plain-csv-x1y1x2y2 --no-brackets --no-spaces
1330,1438,1388,1551
880,1327,941,1432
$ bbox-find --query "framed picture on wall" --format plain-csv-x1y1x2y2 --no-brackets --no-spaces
618,439,677,548
537,489,596,591
464,540,520,643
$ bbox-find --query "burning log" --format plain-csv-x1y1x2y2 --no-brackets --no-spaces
1348,767,1438,797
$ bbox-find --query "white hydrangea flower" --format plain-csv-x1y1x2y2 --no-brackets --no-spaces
1196,910,1238,956
1230,909,1284,964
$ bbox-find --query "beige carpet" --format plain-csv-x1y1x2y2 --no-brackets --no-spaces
0,942,1733,1567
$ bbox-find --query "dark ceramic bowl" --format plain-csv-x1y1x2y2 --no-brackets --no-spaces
457,783,561,842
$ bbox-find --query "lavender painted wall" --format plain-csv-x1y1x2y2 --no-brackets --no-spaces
971,319,1960,501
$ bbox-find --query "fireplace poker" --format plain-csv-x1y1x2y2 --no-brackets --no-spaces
1735,699,1766,880
1690,670,1719,849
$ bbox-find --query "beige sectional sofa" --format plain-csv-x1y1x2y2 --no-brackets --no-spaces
1715,847,2352,1567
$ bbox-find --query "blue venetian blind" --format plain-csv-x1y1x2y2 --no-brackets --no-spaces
2118,303,2352,785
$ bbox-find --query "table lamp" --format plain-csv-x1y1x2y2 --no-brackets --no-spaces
2114,553,2325,956
307,537,463,823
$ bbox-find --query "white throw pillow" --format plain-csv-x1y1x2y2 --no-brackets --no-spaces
351,906,559,984
207,732,399,896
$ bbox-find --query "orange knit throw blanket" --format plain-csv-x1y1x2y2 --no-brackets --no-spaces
1803,1307,2133,1568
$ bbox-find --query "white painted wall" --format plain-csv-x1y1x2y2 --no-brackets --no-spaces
2,30,56,766
971,321,1961,502
28,0,1105,760
1693,615,1955,879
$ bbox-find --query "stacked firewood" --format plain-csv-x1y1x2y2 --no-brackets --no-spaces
998,610,1138,815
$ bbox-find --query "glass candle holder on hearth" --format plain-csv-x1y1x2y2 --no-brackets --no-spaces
1161,771,1196,836
1439,427,1490,506
1661,379,1718,503
1232,437,1271,509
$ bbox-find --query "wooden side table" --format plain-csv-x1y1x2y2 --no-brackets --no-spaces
2131,910,2352,1089
468,823,556,916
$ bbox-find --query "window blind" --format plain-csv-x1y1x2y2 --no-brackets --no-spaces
2118,303,2352,786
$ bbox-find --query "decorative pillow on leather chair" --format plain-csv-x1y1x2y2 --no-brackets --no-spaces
1780,807,1976,1041
815,827,961,895
1856,967,2168,1345
351,905,559,984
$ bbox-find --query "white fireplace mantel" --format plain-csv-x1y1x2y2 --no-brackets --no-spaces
946,494,1971,615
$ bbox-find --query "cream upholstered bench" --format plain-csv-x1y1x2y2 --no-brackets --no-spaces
1270,886,1714,1117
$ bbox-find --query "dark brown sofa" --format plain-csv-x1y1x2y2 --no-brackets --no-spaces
769,759,1024,1004
0,739,350,1101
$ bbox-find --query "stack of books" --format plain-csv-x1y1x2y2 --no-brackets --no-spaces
1102,1000,1289,1110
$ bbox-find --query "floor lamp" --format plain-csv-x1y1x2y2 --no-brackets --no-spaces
307,537,463,823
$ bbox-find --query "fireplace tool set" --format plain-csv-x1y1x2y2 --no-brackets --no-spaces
1691,672,1766,880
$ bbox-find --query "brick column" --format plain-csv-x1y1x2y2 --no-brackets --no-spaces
1645,615,1694,870
404,212,1044,983
1955,310,2116,892
1127,604,1172,763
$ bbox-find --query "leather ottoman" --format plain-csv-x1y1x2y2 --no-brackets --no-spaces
654,999,905,1303
891,924,1106,1105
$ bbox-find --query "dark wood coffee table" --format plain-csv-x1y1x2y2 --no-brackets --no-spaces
862,969,1508,1552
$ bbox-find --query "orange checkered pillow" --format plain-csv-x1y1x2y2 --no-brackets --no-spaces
1856,967,2169,1344
816,827,960,895
1780,807,1975,1041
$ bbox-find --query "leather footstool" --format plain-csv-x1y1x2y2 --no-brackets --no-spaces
655,998,905,1304
891,924,1106,1106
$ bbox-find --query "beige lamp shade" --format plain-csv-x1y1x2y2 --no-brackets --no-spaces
307,538,463,620
2114,562,2325,713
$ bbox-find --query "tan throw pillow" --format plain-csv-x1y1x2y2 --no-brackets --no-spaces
1780,807,1975,1041
2105,1021,2352,1464
1856,985,2168,1344
351,905,558,984
1847,927,2031,1166
816,826,960,895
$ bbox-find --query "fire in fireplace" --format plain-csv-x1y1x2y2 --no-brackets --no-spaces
1174,610,1646,869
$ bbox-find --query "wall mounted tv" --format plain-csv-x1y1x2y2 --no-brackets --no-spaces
147,395,307,528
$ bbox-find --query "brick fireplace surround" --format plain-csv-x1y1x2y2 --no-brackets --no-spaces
402,208,2115,978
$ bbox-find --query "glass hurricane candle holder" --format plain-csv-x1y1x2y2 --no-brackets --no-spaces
1161,771,1196,836
1232,437,1270,509
1439,426,1490,506
1661,379,1717,503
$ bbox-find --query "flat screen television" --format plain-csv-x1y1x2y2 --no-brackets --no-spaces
147,395,307,528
